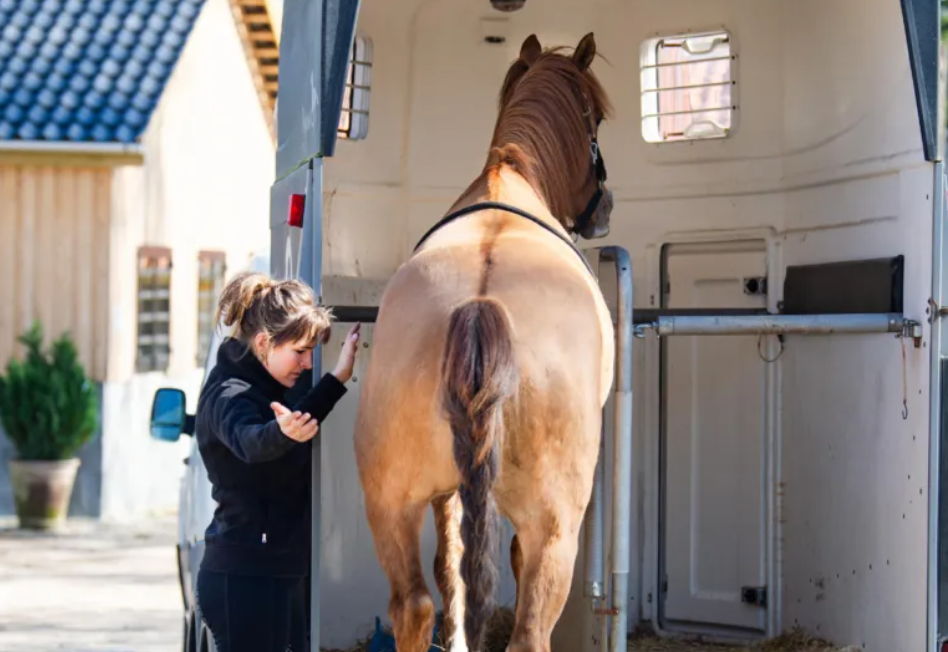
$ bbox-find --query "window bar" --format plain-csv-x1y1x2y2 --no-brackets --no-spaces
641,106,734,120
640,55,735,70
641,80,734,95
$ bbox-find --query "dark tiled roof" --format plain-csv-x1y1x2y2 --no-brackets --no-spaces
0,0,205,144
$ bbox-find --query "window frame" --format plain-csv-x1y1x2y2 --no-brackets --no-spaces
136,246,173,374
639,29,738,144
196,250,227,368
337,35,373,141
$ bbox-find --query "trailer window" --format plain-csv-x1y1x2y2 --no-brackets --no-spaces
337,36,372,141
136,246,172,373
196,251,227,367
640,30,735,143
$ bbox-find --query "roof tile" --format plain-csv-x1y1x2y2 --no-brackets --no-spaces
0,0,205,144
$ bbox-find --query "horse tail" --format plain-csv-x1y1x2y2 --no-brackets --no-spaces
441,296,518,650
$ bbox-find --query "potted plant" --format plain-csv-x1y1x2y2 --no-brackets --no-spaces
0,321,98,530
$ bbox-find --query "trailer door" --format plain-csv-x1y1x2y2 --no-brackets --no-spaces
661,240,769,634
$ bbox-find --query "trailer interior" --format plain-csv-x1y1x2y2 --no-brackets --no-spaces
270,1,945,651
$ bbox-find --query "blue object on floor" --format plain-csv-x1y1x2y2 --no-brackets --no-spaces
367,616,442,652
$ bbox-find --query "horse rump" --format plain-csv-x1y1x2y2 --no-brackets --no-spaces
440,296,518,651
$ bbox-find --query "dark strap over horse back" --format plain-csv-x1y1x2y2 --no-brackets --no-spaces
412,201,595,276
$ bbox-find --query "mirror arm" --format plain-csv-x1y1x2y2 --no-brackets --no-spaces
184,414,196,437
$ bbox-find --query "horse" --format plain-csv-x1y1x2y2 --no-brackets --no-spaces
353,33,616,652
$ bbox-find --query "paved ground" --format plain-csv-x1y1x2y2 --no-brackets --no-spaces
0,513,860,652
0,514,183,652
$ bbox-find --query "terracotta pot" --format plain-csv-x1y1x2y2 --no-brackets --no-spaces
8,458,81,531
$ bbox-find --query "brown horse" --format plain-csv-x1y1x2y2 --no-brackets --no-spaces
353,33,615,652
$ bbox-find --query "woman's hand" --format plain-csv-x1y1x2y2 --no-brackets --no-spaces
332,323,362,384
270,402,319,442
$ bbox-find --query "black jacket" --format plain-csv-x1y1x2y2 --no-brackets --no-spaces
195,337,347,577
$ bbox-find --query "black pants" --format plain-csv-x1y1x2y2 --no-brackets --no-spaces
196,569,307,652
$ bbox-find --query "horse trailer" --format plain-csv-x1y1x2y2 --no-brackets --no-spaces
151,0,948,650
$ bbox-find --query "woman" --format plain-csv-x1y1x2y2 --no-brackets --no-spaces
193,271,361,652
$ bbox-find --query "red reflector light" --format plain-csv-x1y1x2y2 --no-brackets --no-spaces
288,194,305,228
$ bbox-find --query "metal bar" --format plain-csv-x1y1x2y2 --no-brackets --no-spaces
640,55,734,70
929,161,946,651
600,247,634,652
326,306,771,325
641,80,734,95
309,160,324,652
642,106,733,120
650,313,904,336
329,305,908,337
329,305,379,322
581,434,605,652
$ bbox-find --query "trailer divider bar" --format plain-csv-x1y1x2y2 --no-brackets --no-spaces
650,313,909,336
327,305,917,341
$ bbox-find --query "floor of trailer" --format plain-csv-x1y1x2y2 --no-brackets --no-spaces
324,612,857,652
627,630,858,652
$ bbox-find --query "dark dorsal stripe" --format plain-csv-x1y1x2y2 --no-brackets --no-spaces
413,201,595,277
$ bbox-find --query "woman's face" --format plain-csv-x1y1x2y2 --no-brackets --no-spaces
254,333,314,387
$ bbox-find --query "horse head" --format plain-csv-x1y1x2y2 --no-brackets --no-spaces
493,32,614,239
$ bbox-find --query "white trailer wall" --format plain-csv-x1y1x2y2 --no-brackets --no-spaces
777,2,931,650
314,1,934,650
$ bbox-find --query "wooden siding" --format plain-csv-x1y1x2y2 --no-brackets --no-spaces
227,0,278,141
0,166,111,382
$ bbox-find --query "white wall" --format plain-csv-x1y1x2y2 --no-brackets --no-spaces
319,0,934,649
100,0,275,520
777,2,931,651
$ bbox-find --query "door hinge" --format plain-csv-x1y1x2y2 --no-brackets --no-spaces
662,578,668,594
741,586,767,608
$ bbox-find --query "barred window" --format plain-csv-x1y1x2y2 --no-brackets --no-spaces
337,35,372,140
197,251,227,366
640,30,736,143
136,246,172,373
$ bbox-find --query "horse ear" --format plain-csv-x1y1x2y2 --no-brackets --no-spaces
573,32,597,71
520,34,542,66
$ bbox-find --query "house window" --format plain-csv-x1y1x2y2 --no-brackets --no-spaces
640,30,736,143
197,251,227,366
136,246,172,373
337,35,373,140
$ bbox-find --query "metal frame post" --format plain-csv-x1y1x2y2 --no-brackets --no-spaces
581,246,635,652
928,162,946,652
308,160,324,652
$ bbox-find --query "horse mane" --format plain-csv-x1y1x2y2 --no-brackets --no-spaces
484,47,612,227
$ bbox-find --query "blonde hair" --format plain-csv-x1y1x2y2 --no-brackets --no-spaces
216,272,333,353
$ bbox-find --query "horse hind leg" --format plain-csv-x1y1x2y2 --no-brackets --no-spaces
433,492,468,652
507,509,584,652
365,496,435,652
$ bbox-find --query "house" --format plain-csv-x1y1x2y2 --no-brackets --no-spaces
0,0,282,520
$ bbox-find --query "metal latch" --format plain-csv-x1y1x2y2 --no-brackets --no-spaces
741,586,767,608
743,276,768,297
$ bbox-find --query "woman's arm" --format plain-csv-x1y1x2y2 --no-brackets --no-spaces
286,323,360,421
290,373,348,423
212,383,300,464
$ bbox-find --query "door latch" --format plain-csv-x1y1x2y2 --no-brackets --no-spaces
741,586,767,608
743,276,768,297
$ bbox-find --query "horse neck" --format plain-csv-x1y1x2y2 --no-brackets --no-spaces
486,83,589,221
446,166,569,238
